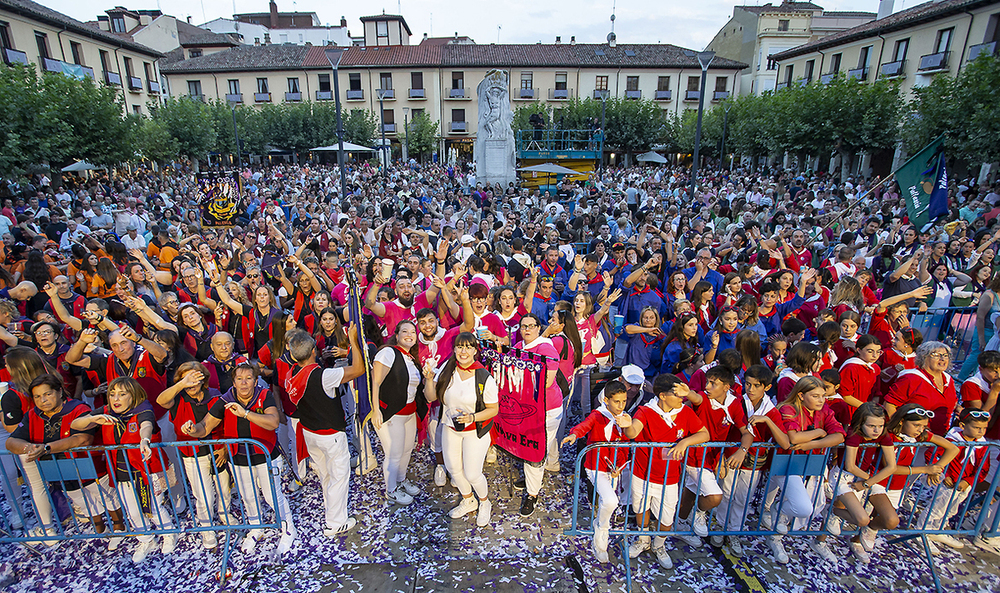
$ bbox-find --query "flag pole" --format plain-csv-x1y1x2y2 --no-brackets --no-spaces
808,173,896,242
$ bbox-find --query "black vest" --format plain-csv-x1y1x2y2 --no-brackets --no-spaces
437,367,494,439
379,347,425,422
298,367,348,432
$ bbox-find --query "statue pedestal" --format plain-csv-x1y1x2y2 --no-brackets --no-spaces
474,69,516,190
481,140,515,187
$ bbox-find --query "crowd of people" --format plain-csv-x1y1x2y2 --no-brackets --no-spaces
0,159,998,571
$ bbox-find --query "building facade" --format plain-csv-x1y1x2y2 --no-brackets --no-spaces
706,1,874,95
0,0,163,115
201,0,351,48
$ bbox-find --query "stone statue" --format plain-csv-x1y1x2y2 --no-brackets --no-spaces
475,69,516,188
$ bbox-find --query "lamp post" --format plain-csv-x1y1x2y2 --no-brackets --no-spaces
377,89,389,197
690,50,715,199
599,90,608,171
324,48,348,202
228,100,242,170
720,101,732,172
402,107,409,163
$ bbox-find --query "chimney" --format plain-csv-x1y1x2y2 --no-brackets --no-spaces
340,16,347,28
570,35,576,45
877,0,893,20
454,31,458,38
186,16,192,24
423,32,428,40
264,32,271,44
555,36,561,44
269,0,279,29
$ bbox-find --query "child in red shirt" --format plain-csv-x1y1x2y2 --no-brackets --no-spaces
838,334,882,410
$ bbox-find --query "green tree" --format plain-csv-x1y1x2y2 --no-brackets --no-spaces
153,97,216,169
403,111,439,162
130,116,178,166
512,103,551,135
342,109,379,146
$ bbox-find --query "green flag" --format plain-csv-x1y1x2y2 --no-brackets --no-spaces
896,135,948,230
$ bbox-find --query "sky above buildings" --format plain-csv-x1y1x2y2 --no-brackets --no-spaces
44,0,907,51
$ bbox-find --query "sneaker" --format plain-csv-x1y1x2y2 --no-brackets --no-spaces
652,543,673,569
287,478,303,494
449,496,479,519
173,497,187,515
809,539,837,562
768,536,789,564
826,515,842,536
693,511,709,537
728,536,744,557
476,499,492,527
387,489,414,506
400,481,420,497
201,531,218,550
761,512,774,531
323,517,357,537
545,461,561,473
850,540,870,564
674,517,701,548
710,535,724,548
27,527,59,548
776,515,790,535
161,534,177,555
927,534,965,549
434,465,447,487
860,527,877,552
519,495,537,517
10,516,23,531
485,446,497,464
628,536,651,559
974,535,1000,554
513,478,526,490
593,538,610,563
240,531,259,553
277,529,295,554
132,539,157,563
108,534,124,551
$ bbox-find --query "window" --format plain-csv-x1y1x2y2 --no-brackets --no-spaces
187,80,202,97
804,59,815,82
132,105,141,114
69,42,84,65
595,75,608,90
784,64,794,84
34,31,50,60
778,19,789,31
987,13,1000,43
257,78,269,93
228,79,240,95
893,39,909,62
657,76,671,91
412,108,424,118
411,72,423,89
144,62,154,81
318,74,331,92
521,71,533,89
378,72,392,91
287,78,300,93
383,109,394,125
830,53,842,73
189,49,202,58
99,50,110,72
451,108,465,123
858,45,873,69
349,73,361,91
376,21,389,38
279,34,288,44
715,76,728,91
555,72,567,90
112,17,126,33
0,21,12,50
123,57,134,78
687,76,700,91
935,28,954,53
451,71,464,89
626,76,639,91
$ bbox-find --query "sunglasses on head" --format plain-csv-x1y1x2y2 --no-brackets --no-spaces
964,409,991,420
903,407,934,419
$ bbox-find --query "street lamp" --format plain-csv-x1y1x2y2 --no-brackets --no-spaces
377,89,389,197
599,90,608,171
720,101,732,172
226,99,242,170
324,48,348,203
402,106,409,163
689,50,715,199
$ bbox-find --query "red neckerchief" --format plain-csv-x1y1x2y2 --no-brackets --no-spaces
639,332,663,346
393,345,416,362
540,260,562,275
458,361,485,371
587,273,604,285
630,285,651,297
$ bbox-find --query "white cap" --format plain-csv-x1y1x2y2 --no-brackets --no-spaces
621,365,645,385
461,234,475,244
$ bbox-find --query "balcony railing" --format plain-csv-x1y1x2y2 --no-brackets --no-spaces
713,90,730,100
285,92,302,102
383,123,396,133
408,88,425,98
968,42,997,62
127,76,143,91
41,57,95,80
918,51,950,71
847,67,868,81
625,89,641,99
655,89,672,100
775,81,791,90
42,57,62,73
376,88,394,99
346,89,364,100
549,88,571,100
225,93,243,103
684,90,701,101
449,121,467,133
820,72,836,84
516,88,537,100
147,80,160,94
447,87,469,99
880,60,905,78
1,48,29,66
254,92,271,102
104,71,122,86
315,90,333,100
189,94,205,102
593,89,609,99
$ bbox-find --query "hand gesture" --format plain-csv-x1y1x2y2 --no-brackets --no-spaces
711,331,721,348
180,420,197,436
287,254,301,267
664,443,688,461
602,271,613,288
615,413,632,429
371,409,383,431
422,360,437,380
118,324,140,343
561,433,578,446
139,439,152,461
574,253,584,270
673,383,692,400
179,371,205,390
606,288,623,304
430,274,445,289
225,402,248,419
453,262,467,278
24,443,46,462
42,282,59,299
128,248,146,262
79,328,99,344
912,284,933,300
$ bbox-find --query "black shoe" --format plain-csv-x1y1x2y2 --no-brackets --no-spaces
520,495,537,517
513,478,526,490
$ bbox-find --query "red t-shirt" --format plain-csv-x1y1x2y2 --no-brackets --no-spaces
689,394,747,470
844,430,894,478
884,368,957,436
839,358,880,410
778,403,846,455
631,403,704,485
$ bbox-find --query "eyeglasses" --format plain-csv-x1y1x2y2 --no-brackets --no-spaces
904,407,934,419
965,409,991,419
927,352,951,360
520,323,539,330
455,344,478,351
246,273,261,279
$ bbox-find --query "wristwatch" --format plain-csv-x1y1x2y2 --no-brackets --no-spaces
43,444,52,453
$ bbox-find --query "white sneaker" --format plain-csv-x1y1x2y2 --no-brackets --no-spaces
593,539,610,563
173,497,187,515
132,539,157,563
400,481,420,497
200,531,218,550
728,536,744,557
809,539,837,562
860,527,877,552
476,499,492,527
434,465,447,487
652,543,673,569
108,534,124,551
927,534,965,549
628,536,651,559
277,529,295,554
10,516,23,531
161,534,177,555
826,515,842,536
449,496,479,519
776,515,790,535
710,535,724,548
693,511,709,537
761,511,774,531
768,536,789,564
974,535,1000,554
485,446,497,464
27,527,59,548
240,531,259,553
323,517,357,537
850,540,870,564
387,489,414,506
545,461,561,473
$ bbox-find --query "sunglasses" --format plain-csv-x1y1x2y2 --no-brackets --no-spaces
903,407,934,419
964,409,991,420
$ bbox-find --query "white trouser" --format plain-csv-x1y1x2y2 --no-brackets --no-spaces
233,457,295,536
442,426,491,499
156,415,185,502
181,454,233,527
0,432,25,525
524,407,564,496
918,486,970,531
20,456,117,528
375,413,417,494
427,404,444,455
278,417,306,480
586,468,619,552
301,430,351,531
116,473,173,544
717,467,762,532
771,475,824,532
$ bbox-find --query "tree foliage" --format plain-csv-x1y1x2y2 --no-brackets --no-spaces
513,97,671,153
401,111,440,161
152,97,216,164
342,108,379,147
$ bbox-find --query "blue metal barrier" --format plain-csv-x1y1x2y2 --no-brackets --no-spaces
565,440,1000,593
905,306,978,367
0,438,285,586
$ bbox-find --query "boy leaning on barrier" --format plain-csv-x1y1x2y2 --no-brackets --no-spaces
622,373,709,570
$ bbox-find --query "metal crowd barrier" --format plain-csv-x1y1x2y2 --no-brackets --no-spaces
0,438,284,586
906,306,978,366
565,440,1000,593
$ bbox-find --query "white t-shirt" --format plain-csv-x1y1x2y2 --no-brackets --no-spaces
374,347,420,403
442,371,498,428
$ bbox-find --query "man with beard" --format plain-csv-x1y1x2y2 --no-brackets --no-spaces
788,230,813,270
364,274,441,337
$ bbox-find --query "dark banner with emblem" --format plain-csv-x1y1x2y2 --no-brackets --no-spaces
198,172,242,228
